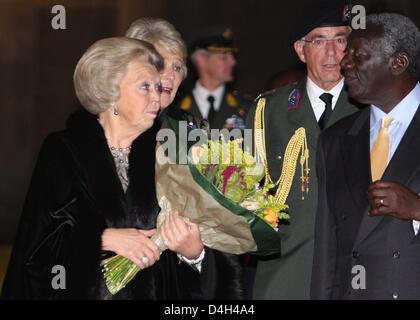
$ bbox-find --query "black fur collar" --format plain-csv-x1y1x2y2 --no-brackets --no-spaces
63,109,159,229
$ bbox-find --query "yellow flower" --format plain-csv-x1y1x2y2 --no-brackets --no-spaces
263,208,279,226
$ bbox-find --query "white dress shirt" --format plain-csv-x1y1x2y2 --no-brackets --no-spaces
369,82,420,235
306,77,345,121
192,81,225,119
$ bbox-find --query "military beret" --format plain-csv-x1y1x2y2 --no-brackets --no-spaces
289,0,353,45
189,25,238,54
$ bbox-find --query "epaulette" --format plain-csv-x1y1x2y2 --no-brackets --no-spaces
231,90,253,102
254,88,281,102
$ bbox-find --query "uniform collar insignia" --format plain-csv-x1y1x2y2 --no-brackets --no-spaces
226,93,238,107
180,96,192,111
287,89,301,109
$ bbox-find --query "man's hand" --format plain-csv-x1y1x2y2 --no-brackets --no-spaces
367,181,420,220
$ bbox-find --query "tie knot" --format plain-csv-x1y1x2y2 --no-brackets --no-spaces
207,95,215,104
381,115,393,129
319,93,333,104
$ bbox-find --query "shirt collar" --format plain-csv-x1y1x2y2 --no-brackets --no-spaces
306,76,344,106
194,81,225,110
371,82,420,129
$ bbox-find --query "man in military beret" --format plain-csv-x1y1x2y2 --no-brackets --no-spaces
174,25,252,131
246,0,359,299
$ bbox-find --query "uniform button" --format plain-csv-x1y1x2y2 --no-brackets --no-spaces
352,251,359,259
393,251,400,259
392,292,399,300
277,155,282,160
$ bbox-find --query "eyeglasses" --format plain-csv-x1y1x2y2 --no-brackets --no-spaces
301,37,348,50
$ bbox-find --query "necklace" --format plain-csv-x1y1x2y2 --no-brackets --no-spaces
108,145,132,168
109,145,132,153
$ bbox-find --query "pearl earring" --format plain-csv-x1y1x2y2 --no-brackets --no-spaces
113,103,119,116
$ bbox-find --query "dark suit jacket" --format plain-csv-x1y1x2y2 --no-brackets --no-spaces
246,79,357,299
311,106,420,300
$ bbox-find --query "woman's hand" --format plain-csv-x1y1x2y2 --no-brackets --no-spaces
160,210,204,260
101,228,160,269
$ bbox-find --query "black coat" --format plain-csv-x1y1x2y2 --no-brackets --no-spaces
1,109,243,300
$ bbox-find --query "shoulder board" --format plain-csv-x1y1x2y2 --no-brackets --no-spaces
231,90,253,101
254,88,281,102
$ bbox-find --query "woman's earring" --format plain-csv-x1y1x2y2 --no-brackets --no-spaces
113,104,119,116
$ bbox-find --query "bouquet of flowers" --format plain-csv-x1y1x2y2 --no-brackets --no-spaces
101,116,308,294
190,138,289,229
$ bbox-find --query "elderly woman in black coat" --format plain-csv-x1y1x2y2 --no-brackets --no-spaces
1,36,242,299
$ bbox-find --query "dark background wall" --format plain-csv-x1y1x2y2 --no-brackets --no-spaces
1,0,419,242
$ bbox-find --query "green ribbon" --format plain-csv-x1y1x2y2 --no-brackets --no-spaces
163,116,282,256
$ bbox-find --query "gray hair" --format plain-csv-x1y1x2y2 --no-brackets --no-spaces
367,13,420,77
74,37,163,114
190,48,210,66
125,17,187,78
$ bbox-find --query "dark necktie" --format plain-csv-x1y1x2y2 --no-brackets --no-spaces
318,93,333,130
207,95,216,124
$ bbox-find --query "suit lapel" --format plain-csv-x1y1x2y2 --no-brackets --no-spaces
328,88,358,126
382,105,420,186
353,104,420,248
340,108,376,249
341,108,371,215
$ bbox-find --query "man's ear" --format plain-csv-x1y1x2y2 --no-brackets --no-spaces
194,53,207,70
390,52,410,75
294,40,307,63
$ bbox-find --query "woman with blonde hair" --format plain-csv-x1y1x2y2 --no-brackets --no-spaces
125,18,243,299
126,18,206,127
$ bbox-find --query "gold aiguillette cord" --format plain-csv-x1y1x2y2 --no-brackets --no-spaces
254,98,310,204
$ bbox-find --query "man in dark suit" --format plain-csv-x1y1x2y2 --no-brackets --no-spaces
311,13,420,300
247,0,357,299
175,26,252,130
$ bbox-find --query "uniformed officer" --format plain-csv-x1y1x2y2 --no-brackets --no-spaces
246,0,360,299
174,25,252,131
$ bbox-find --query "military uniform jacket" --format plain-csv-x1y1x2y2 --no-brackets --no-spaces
176,88,252,130
311,106,420,300
246,79,357,299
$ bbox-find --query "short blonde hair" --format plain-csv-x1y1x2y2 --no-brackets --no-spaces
74,37,163,114
125,17,187,78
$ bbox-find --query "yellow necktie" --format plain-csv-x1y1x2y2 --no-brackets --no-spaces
370,115,393,181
